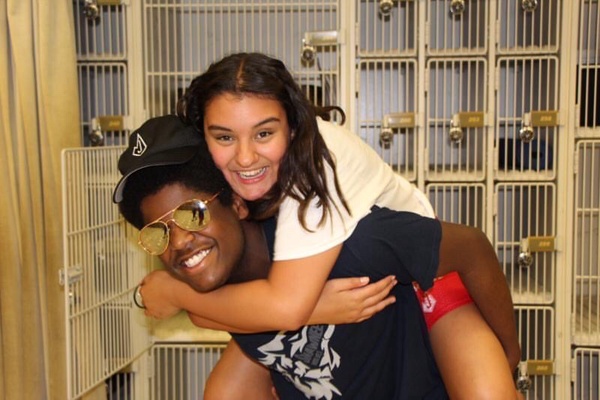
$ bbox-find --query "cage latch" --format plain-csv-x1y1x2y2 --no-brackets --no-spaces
301,31,340,64
516,359,554,393
518,236,555,268
380,112,415,148
59,265,84,286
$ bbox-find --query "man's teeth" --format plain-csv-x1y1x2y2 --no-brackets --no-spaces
183,249,210,268
238,167,266,179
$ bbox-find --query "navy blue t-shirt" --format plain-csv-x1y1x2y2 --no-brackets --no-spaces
232,207,448,399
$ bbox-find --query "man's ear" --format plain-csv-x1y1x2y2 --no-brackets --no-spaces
231,193,249,220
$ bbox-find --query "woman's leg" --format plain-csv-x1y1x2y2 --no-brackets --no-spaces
205,340,276,400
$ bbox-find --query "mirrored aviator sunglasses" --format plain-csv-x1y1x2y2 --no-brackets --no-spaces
138,191,222,256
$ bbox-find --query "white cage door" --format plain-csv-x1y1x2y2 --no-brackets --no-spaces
495,182,556,305
61,147,151,400
73,0,130,147
150,343,226,400
495,56,559,181
357,59,419,181
357,0,418,56
573,140,600,346
496,0,561,54
426,183,486,230
142,0,342,119
514,306,555,399
426,58,488,181
574,347,600,400
426,0,489,56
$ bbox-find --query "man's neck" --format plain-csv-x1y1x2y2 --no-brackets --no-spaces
227,220,271,283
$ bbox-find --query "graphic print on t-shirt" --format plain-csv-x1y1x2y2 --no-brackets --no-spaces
257,324,342,399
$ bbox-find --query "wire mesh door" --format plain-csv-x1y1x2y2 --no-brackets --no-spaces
426,58,488,181
495,56,559,181
73,0,130,146
426,0,488,56
426,183,486,230
150,343,227,400
573,140,600,346
142,0,342,119
496,0,561,55
357,59,419,181
514,306,555,398
572,2,600,398
495,182,556,305
61,147,151,399
574,347,600,400
577,0,600,133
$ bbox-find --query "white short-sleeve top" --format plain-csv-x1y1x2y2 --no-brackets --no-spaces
272,118,435,261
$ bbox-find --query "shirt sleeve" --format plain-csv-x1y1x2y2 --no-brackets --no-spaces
272,118,435,261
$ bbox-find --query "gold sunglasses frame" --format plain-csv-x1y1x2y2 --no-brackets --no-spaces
138,190,222,255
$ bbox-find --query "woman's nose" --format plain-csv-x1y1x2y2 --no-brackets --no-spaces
236,141,258,167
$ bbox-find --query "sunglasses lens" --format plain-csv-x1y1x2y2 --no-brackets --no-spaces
173,200,210,231
139,223,169,255
138,199,212,255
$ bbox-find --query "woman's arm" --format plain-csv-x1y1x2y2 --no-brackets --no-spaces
437,221,521,369
142,269,398,332
184,245,341,331
308,275,397,324
184,274,398,330
142,244,341,332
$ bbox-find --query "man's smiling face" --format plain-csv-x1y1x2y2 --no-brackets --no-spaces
140,183,247,292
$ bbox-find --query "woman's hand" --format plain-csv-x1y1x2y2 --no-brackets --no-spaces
308,276,397,325
138,270,184,319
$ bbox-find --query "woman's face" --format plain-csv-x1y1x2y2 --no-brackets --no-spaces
203,93,291,201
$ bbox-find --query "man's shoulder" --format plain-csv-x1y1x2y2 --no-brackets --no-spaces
356,206,439,233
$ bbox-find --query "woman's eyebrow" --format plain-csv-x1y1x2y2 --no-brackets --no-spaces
206,117,281,132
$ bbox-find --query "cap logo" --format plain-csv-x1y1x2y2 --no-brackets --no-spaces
132,133,147,157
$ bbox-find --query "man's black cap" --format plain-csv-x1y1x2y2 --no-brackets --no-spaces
112,115,202,203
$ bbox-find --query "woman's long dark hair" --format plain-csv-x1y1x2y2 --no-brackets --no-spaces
177,52,349,229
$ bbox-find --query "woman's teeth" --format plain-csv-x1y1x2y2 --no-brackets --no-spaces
183,248,211,268
237,167,266,179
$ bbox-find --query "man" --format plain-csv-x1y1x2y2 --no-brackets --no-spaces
114,115,519,399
